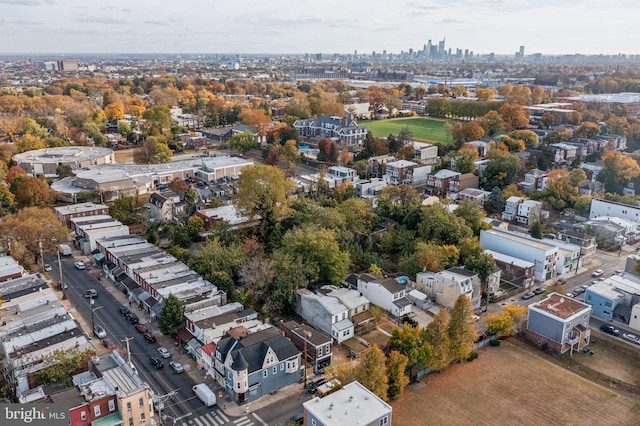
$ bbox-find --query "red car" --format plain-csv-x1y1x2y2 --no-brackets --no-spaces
143,332,156,343
134,324,147,334
102,337,116,350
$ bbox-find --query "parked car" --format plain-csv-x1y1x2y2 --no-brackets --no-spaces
557,278,567,285
143,332,156,343
85,289,98,298
119,306,130,315
150,357,164,369
574,287,585,296
102,337,116,350
157,347,171,358
307,378,326,394
74,261,86,270
288,413,304,425
592,269,604,277
521,292,534,300
579,285,589,292
134,324,147,334
126,313,139,324
623,333,640,345
44,263,52,272
93,324,107,338
599,324,620,336
169,361,184,374
615,269,624,275
533,287,545,295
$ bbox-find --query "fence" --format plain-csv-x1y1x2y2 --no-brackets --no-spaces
565,358,640,394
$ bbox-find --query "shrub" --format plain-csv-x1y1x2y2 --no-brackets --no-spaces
467,351,479,361
489,339,501,347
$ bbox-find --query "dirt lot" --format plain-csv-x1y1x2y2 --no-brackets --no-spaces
391,339,640,426
113,147,138,163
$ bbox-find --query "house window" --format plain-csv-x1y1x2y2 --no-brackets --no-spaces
318,347,323,357
236,370,240,376
108,400,115,412
605,301,612,308
236,382,240,390
380,417,389,425
280,363,284,371
81,411,87,421
94,406,101,417
141,413,146,423
273,366,277,374
312,420,317,426
127,402,132,412
325,344,330,353
139,397,144,407
263,370,268,378
129,418,134,426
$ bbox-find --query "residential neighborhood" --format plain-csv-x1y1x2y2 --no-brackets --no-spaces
2,21,640,426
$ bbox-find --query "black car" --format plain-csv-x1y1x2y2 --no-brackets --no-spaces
119,306,130,316
600,324,620,336
288,413,304,425
307,378,325,394
126,313,139,324
150,357,164,369
533,287,545,295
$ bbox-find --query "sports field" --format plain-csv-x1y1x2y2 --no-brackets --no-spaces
361,117,450,144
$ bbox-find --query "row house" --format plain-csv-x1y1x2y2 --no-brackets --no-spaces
149,190,186,224
354,177,388,201
480,228,559,282
549,143,578,164
557,230,597,264
486,249,535,290
383,160,419,186
425,169,460,196
455,187,491,205
195,205,257,232
49,375,119,426
526,293,592,354
231,124,268,147
296,289,354,343
367,154,396,178
411,141,439,164
326,166,358,185
462,140,491,157
54,203,109,228
281,321,332,374
416,267,481,310
0,255,26,282
357,274,412,318
501,196,543,226
520,169,548,193
323,285,374,334
214,327,301,404
447,172,479,197
294,113,368,149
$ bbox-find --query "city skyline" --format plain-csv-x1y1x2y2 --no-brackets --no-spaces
0,0,639,56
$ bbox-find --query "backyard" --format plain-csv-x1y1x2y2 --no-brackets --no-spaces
391,339,640,426
361,117,451,144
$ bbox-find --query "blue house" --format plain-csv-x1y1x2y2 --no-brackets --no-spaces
584,280,626,321
216,327,301,404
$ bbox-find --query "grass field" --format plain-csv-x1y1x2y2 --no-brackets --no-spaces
361,117,450,144
391,340,640,426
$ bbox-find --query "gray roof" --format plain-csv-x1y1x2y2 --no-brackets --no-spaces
229,334,299,374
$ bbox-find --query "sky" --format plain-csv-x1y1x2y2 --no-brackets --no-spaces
0,0,639,56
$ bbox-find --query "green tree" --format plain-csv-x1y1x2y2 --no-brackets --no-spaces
188,236,246,280
229,131,259,154
386,350,410,401
447,295,477,361
479,110,504,137
375,185,420,223
487,187,505,214
279,225,350,285
569,168,587,187
389,323,433,375
530,221,543,239
233,165,296,241
142,105,173,133
158,293,185,337
454,200,488,236
416,204,473,246
510,130,539,149
185,216,204,241
354,346,389,401
464,251,497,285
35,348,96,387
56,164,74,178
484,150,522,190
424,309,451,371
452,147,478,174
110,195,144,225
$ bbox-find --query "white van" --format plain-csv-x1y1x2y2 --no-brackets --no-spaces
192,383,216,407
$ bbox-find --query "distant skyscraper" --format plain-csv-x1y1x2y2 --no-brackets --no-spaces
519,45,525,57
438,38,445,54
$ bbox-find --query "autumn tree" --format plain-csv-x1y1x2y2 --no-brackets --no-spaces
475,87,495,102
510,130,539,149
462,121,485,144
0,207,68,266
569,168,587,187
574,121,600,139
543,169,578,210
375,185,420,223
233,165,296,240
14,175,53,208
479,110,504,137
386,350,410,400
355,346,389,401
498,103,529,132
483,150,522,190
447,295,477,361
485,313,513,336
597,151,640,194
104,102,125,121
424,309,451,371
502,305,527,334
452,147,477,174
134,137,172,164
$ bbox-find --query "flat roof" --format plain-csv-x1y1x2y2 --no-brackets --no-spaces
303,381,392,426
530,292,591,319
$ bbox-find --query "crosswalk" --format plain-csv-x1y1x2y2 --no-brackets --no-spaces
187,410,267,426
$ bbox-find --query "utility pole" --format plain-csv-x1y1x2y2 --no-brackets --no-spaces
155,389,179,426
121,337,134,364
90,300,103,336
57,249,65,299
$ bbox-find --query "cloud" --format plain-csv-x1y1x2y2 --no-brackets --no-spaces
74,15,129,25
0,0,41,5
144,20,168,26
0,18,42,25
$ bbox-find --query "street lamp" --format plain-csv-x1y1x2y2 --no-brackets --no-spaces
90,299,103,336
303,330,311,387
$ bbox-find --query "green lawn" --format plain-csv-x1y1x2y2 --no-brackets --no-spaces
361,117,451,144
